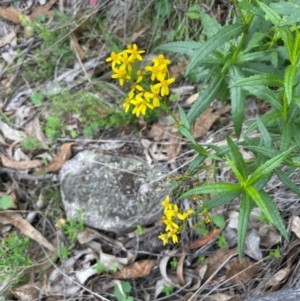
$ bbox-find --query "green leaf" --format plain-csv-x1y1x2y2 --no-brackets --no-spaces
212,215,226,228
185,23,246,76
270,2,300,16
31,92,43,106
237,192,252,260
244,145,279,159
284,64,298,104
186,5,201,19
178,105,190,129
187,154,205,173
157,41,202,56
259,190,288,240
256,114,272,148
207,192,241,210
180,183,242,198
275,168,300,197
243,32,266,53
243,86,282,110
0,195,13,210
230,73,284,88
199,11,221,38
236,51,271,64
226,156,245,184
228,66,246,137
187,75,224,124
178,126,196,144
280,123,292,152
247,147,295,186
226,135,248,180
257,0,282,25
278,27,294,62
244,186,272,222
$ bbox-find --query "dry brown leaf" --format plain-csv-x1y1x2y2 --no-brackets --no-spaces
0,120,24,141
113,259,156,279
225,258,260,284
129,26,149,42
185,93,199,105
167,135,182,159
259,224,281,247
192,105,230,139
1,154,43,170
203,247,238,282
24,115,48,150
204,293,238,301
0,212,54,251
177,249,186,286
12,282,41,301
29,0,57,21
0,7,24,24
266,267,290,287
187,227,224,250
291,216,300,239
0,30,16,48
37,142,74,173
71,34,85,61
170,63,187,78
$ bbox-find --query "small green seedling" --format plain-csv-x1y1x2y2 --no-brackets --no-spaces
170,257,178,268
114,281,133,301
269,247,281,259
162,284,174,296
216,234,228,248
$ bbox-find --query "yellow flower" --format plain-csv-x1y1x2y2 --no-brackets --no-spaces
123,98,131,113
165,204,180,220
131,94,154,117
162,195,171,209
168,229,179,244
158,233,169,245
145,85,161,107
119,51,133,73
163,216,179,232
111,65,129,86
145,61,167,81
106,51,121,68
126,44,145,61
153,54,171,66
154,76,175,96
136,70,145,83
177,209,194,220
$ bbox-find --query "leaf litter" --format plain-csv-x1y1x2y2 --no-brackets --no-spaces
0,0,299,300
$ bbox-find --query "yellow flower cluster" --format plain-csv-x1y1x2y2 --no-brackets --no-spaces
106,44,175,117
158,195,193,245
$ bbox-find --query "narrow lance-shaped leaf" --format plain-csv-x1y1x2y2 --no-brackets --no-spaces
247,146,295,186
180,183,242,198
228,66,246,138
259,190,288,240
278,27,294,63
243,86,282,110
275,168,300,197
187,75,224,124
284,64,298,104
157,41,202,56
237,192,252,260
178,105,191,129
185,23,246,76
244,186,272,222
230,73,284,88
280,123,292,152
226,135,248,180
226,156,245,184
256,114,272,148
256,0,282,25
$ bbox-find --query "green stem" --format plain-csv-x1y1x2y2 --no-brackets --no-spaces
160,101,181,126
232,13,254,62
283,93,288,122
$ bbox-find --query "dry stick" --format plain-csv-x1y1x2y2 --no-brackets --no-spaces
41,243,111,301
187,255,266,301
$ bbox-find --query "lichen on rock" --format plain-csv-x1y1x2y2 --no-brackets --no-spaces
60,150,171,233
